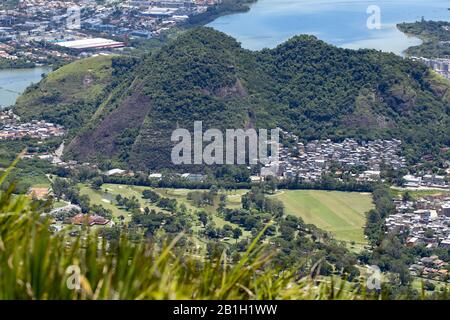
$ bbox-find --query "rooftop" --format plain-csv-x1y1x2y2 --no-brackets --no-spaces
56,38,124,50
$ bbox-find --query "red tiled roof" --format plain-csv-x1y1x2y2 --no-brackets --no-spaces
70,214,109,226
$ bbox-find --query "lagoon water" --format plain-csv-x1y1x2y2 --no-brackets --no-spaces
0,67,51,109
1,1,449,107
208,0,450,54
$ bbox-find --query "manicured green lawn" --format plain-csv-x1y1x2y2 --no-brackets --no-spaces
80,184,249,237
412,277,449,294
80,184,372,246
79,184,130,220
273,190,374,244
391,188,450,200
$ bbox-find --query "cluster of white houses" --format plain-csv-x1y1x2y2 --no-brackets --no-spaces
386,194,450,249
274,131,406,181
412,57,450,80
403,174,449,189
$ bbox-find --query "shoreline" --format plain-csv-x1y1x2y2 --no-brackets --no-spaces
396,25,429,57
183,0,258,28
397,29,424,57
396,20,450,58
206,1,449,56
0,59,37,70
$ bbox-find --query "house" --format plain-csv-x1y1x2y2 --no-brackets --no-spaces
406,237,420,247
261,166,278,178
70,214,111,226
440,203,450,217
420,257,435,266
403,174,421,187
106,168,126,176
181,173,205,182
439,238,450,248
28,187,49,199
423,174,446,186
148,173,163,180
413,209,431,222
250,176,263,183
362,170,381,179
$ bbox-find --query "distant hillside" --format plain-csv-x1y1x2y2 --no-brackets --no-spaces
184,0,257,27
15,28,450,170
15,55,117,131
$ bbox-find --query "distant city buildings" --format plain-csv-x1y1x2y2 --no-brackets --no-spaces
386,194,450,251
0,110,65,140
403,173,449,189
412,57,450,80
270,129,406,182
0,0,223,65
56,37,125,50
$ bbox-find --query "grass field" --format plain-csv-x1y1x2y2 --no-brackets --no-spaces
78,184,373,247
273,190,374,245
391,187,450,200
78,184,250,240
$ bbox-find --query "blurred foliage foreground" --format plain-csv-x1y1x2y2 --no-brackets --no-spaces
0,162,405,300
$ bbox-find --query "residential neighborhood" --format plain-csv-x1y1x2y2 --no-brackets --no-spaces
0,0,224,66
272,129,406,182
409,255,449,281
387,194,450,249
0,109,65,140
412,56,450,80
386,194,450,280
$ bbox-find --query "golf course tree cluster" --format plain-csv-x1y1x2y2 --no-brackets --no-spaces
75,182,366,281
130,206,191,239
4,172,450,299
202,186,361,279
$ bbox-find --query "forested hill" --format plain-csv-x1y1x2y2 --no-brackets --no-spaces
14,55,116,130
15,27,450,170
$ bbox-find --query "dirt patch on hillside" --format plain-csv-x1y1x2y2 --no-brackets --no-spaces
66,89,151,161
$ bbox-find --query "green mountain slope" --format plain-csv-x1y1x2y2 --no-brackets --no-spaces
14,55,115,130
15,28,450,169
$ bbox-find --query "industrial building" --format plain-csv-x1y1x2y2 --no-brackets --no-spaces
56,38,125,50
